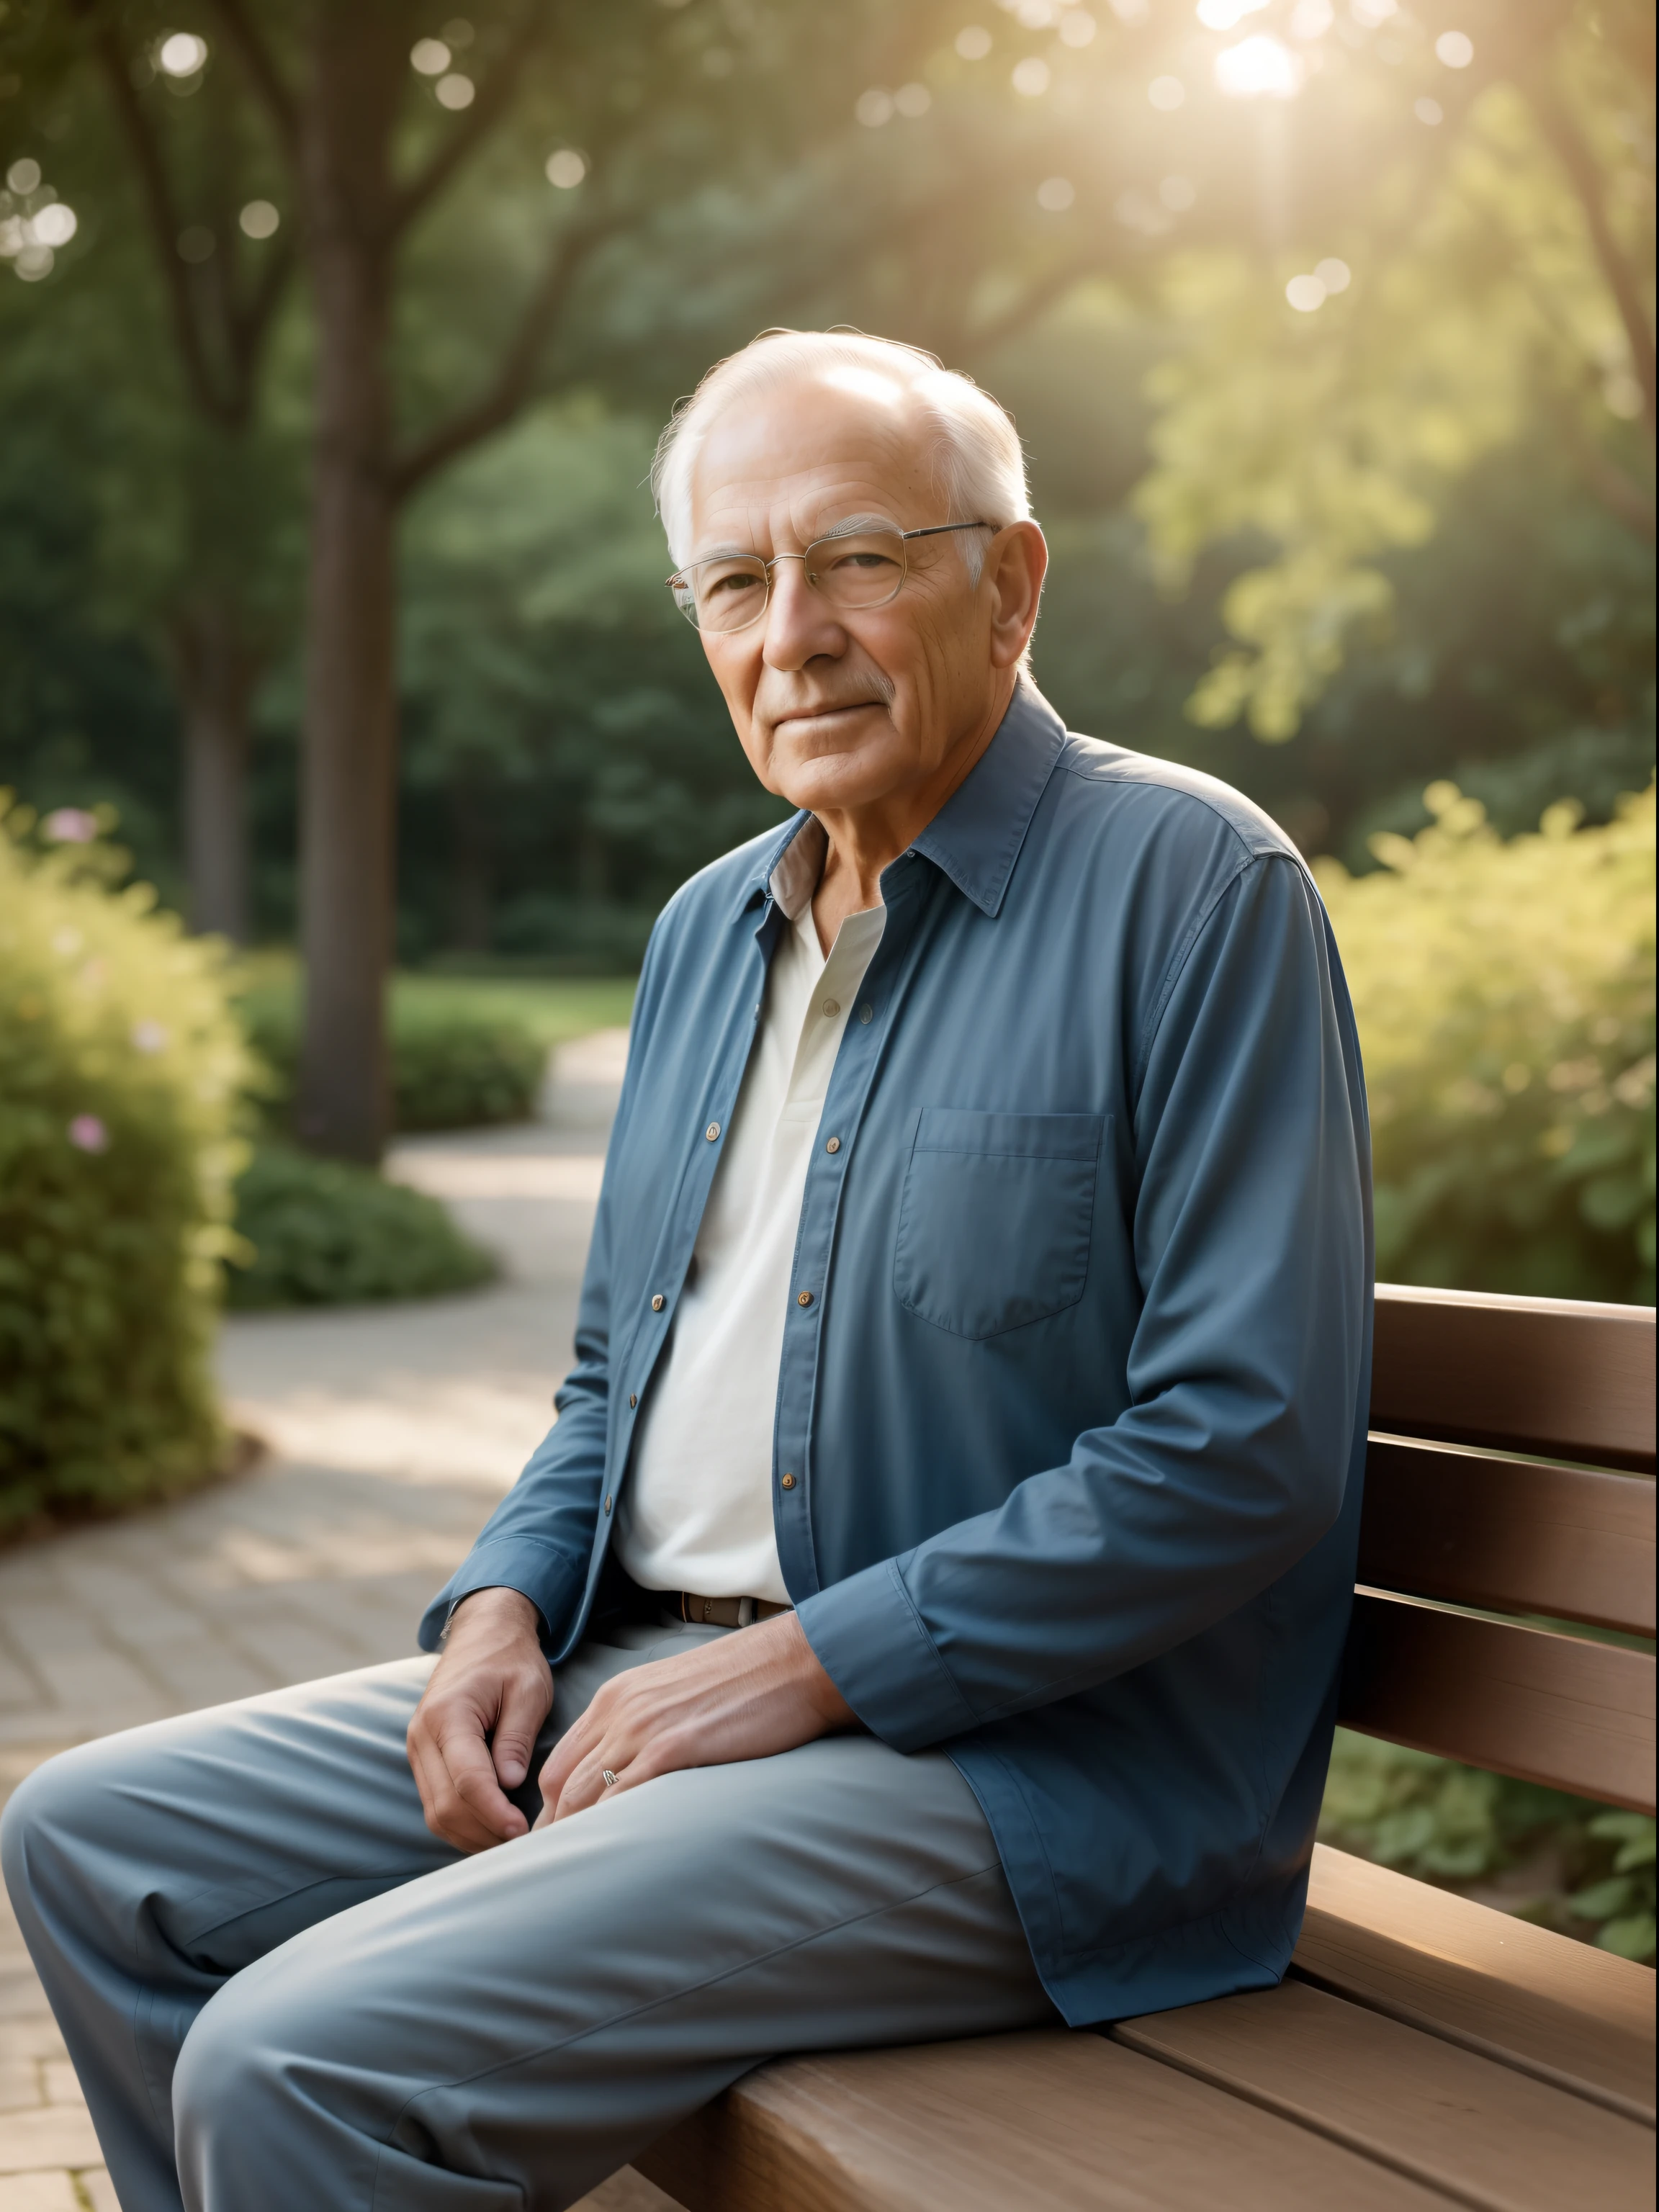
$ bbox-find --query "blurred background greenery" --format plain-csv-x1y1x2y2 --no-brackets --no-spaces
0,1,1652,1955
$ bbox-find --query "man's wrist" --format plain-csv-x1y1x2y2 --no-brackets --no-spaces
444,1586,541,1642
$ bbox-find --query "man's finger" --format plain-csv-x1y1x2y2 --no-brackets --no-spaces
437,1720,528,1843
490,1665,552,1791
409,1730,505,1854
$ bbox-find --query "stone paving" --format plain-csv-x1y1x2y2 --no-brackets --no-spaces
0,1033,673,2210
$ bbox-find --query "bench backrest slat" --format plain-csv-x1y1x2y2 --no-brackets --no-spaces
1371,1285,1655,1473
1347,1285,1655,1812
1357,1437,1656,1638
1340,1591,1657,1815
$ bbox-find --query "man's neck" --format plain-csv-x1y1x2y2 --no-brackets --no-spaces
809,673,1015,953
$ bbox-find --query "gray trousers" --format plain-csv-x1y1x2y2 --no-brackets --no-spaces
1,1620,1056,2211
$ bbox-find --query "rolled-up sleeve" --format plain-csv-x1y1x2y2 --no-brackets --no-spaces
797,854,1370,1749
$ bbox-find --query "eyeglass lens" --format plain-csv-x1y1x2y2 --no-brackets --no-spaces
672,531,908,632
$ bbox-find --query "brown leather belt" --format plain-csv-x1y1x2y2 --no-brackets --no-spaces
677,1591,792,1628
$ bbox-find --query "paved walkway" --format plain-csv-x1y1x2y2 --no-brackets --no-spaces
0,1034,673,2209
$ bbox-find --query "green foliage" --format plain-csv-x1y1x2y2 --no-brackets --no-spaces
1319,782,1656,1303
0,799,250,1532
1134,9,1653,739
239,986,549,1136
227,1146,493,1311
1321,1732,1657,1964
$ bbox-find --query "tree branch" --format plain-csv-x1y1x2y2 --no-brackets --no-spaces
386,4,552,243
201,0,299,160
1525,75,1657,441
389,213,621,503
81,14,234,426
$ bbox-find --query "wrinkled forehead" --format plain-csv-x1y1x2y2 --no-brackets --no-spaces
688,368,938,548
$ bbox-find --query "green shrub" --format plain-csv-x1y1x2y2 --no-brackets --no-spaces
1320,1732,1657,1963
228,1145,495,1309
240,991,546,1135
0,799,251,1532
1318,782,1656,1303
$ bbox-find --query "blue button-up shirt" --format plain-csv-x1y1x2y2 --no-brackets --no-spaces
420,681,1373,2027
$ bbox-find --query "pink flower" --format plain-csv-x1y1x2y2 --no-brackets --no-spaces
68,1114,108,1153
43,808,98,845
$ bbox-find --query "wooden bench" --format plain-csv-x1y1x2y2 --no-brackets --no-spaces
637,1285,1657,2211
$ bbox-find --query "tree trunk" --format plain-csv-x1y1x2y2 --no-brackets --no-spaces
293,12,403,1161
174,600,257,943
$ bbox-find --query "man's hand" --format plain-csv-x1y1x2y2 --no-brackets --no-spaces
534,1612,853,1825
407,1588,552,1852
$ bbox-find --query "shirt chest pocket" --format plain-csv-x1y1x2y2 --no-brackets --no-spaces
893,1108,1107,1341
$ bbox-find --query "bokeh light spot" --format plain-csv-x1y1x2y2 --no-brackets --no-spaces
545,148,587,188
6,157,40,194
1148,75,1186,109
411,39,451,76
1012,56,1051,96
1313,256,1351,292
158,32,207,78
1197,0,1268,30
956,26,993,60
436,73,475,109
1414,95,1443,125
855,87,895,126
1036,176,1076,210
894,81,932,117
1435,30,1473,68
176,225,215,264
1058,11,1097,48
239,200,279,239
1285,272,1326,311
1288,0,1333,35
1215,35,1304,99
32,203,76,247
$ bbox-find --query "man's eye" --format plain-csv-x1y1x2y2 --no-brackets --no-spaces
706,570,761,595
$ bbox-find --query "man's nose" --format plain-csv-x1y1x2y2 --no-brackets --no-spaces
763,558,845,670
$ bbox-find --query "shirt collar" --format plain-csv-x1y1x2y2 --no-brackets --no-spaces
737,678,1067,925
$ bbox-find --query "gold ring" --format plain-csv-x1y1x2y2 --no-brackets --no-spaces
602,1769,619,1788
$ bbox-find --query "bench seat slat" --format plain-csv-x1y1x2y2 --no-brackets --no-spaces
1372,1287,1655,1473
1295,1845,1656,2123
1339,1591,1657,1813
636,2030,1458,2212
1360,1437,1656,1637
1112,1975,1653,2212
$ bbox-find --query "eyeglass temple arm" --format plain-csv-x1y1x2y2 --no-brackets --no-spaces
899,521,996,542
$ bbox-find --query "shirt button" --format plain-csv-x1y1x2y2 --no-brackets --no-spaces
705,1122,720,1141
651,1294,665,1311
797,1290,814,1307
859,1003,873,1024
822,998,840,1017
825,1136,840,1154
629,1393,638,1408
781,1473,796,1490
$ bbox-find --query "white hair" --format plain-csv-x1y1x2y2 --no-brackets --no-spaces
652,328,1031,577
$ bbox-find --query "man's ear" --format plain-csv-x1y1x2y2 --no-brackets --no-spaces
986,522,1048,670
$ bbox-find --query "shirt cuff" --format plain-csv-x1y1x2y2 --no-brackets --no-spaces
795,1557,979,1753
415,1538,587,1655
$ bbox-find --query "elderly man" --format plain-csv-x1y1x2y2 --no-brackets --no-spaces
4,331,1371,2211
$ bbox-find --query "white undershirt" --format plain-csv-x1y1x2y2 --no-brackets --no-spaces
616,828,885,1604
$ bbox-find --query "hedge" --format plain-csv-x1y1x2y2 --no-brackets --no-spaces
1318,780,1655,1304
240,990,546,1135
0,800,251,1533
228,1146,495,1309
